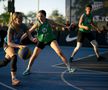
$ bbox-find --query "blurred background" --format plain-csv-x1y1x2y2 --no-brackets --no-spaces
0,0,108,48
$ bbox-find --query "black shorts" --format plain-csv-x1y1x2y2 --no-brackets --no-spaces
77,31,95,43
36,39,55,49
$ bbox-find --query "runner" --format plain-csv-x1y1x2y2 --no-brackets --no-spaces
23,10,75,76
69,4,105,63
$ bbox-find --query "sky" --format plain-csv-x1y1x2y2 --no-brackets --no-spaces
0,0,65,16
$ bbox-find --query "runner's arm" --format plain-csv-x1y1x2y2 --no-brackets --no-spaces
78,15,89,30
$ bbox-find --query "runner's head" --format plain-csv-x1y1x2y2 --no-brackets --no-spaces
85,4,92,15
9,12,23,28
37,10,46,22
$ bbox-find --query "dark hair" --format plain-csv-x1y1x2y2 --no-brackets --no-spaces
38,10,46,17
85,4,92,10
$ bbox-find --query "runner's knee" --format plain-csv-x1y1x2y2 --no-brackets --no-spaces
91,40,98,48
75,42,82,50
0,58,10,67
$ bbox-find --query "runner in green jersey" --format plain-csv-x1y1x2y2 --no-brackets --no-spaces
79,12,93,33
23,10,75,75
69,4,105,63
36,18,56,43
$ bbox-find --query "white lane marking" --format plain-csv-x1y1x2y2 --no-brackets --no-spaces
0,82,17,90
32,71,63,74
52,50,108,68
61,70,83,90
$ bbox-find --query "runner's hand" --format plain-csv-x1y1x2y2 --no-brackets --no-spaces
18,45,26,49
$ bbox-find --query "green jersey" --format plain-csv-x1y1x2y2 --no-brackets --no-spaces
79,13,93,33
36,19,56,43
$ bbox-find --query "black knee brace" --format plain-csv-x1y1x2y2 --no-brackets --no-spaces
0,58,10,67
11,55,17,72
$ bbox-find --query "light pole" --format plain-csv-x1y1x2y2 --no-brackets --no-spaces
37,0,39,12
8,0,15,13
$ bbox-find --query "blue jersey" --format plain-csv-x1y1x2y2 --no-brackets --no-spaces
4,23,28,44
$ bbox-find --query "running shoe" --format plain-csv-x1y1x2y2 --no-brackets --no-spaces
97,56,105,61
12,78,20,86
23,69,31,76
67,66,76,73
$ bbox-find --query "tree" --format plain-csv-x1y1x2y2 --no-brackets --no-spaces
0,0,10,25
0,12,10,25
49,10,66,31
25,11,37,24
49,10,66,25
